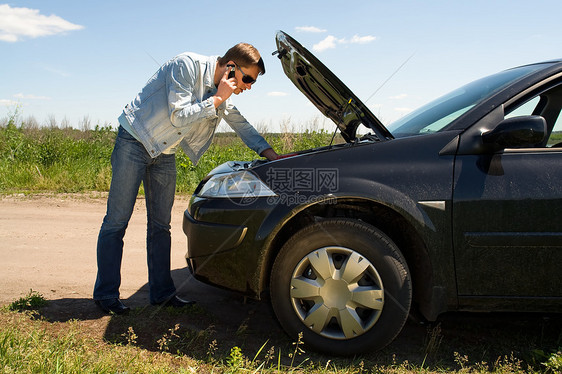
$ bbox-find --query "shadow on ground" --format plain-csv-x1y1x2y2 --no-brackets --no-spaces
38,268,562,369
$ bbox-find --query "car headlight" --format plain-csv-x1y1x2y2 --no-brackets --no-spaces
199,171,276,199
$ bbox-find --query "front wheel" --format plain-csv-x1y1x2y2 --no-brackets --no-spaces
270,219,412,355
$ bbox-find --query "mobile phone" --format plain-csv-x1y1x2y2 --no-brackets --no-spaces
227,64,235,79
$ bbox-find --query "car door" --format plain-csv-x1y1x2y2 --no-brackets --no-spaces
452,85,562,299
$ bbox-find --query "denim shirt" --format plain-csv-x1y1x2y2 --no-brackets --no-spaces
120,52,271,164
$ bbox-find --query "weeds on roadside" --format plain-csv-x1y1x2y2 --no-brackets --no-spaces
206,339,218,361
226,345,246,369
157,323,180,352
7,289,47,312
423,323,443,361
122,326,138,345
543,349,562,372
289,332,307,369
0,121,115,192
531,347,562,373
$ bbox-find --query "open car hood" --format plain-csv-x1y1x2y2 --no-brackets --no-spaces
274,30,393,143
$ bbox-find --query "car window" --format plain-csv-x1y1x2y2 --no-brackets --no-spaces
548,116,562,146
388,63,550,138
505,88,562,147
418,106,474,133
505,97,540,119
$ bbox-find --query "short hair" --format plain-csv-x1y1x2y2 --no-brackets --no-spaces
218,43,265,75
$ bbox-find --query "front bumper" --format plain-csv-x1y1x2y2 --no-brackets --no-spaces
182,209,248,258
182,196,277,295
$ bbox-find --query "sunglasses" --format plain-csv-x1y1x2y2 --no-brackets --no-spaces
236,64,257,84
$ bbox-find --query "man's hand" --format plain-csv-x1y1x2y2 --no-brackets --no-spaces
261,148,280,161
213,67,236,108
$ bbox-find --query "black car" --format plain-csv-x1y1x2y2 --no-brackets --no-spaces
183,31,562,355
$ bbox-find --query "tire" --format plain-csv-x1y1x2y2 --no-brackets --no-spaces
270,218,412,355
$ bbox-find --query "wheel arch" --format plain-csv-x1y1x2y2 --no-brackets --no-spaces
256,197,437,319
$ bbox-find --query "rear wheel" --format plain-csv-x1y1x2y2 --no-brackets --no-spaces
270,218,412,355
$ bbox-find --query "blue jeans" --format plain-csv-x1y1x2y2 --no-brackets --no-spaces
94,126,177,304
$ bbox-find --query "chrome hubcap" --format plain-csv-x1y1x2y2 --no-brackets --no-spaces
290,246,384,340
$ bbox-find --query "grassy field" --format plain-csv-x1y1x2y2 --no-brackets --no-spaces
1,116,562,195
0,119,336,194
1,117,561,373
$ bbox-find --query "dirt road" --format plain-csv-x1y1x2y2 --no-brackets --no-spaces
0,193,292,359
0,193,197,305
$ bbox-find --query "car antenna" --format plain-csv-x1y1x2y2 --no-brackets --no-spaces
364,52,415,105
331,54,414,146
145,50,161,67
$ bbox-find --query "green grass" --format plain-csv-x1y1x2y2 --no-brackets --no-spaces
1,310,558,374
1,309,560,374
1,291,560,373
0,122,115,193
549,131,562,143
0,117,337,195
7,289,48,312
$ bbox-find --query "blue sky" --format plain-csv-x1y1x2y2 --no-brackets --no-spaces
2,0,562,133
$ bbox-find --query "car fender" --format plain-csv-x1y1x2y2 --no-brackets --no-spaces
252,179,453,318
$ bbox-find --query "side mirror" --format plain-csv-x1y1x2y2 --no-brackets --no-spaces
482,115,546,148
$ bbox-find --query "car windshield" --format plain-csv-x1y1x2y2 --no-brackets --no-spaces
387,64,550,137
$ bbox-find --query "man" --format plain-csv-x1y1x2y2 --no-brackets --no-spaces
94,43,279,314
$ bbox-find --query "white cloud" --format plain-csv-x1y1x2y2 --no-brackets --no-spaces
295,26,327,33
0,99,19,107
267,91,289,97
394,107,413,114
313,35,340,52
0,93,50,109
389,94,408,100
0,4,84,42
350,35,376,44
313,34,376,52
